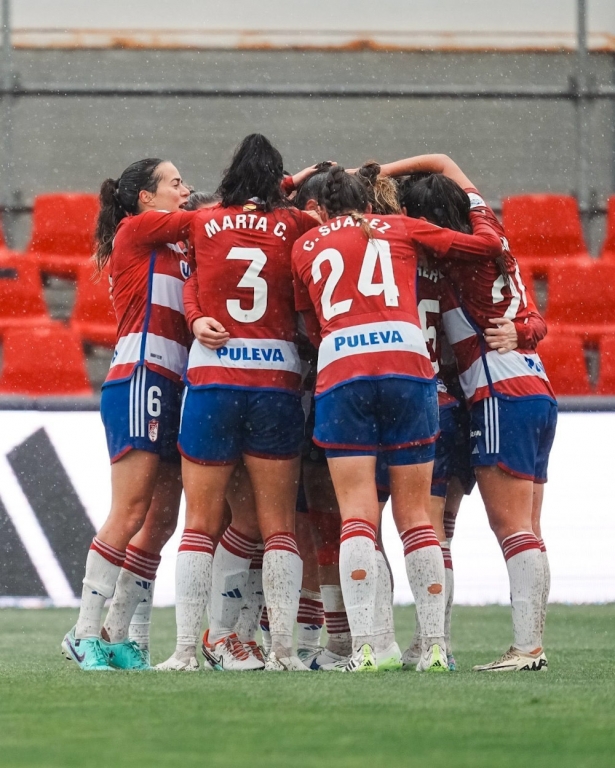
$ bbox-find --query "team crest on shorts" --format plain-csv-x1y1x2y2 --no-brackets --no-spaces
148,420,159,442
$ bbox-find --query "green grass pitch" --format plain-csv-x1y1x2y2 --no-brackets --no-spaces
1,605,614,768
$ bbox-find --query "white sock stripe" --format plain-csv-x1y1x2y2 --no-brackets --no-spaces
221,527,259,557
402,530,439,546
93,537,125,560
502,533,540,557
125,550,160,567
264,534,299,554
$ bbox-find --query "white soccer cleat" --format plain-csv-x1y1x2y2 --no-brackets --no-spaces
155,649,200,671
416,643,449,673
401,643,421,670
264,651,309,671
305,647,349,671
342,644,378,673
375,642,403,671
242,640,266,666
473,647,548,673
202,631,264,671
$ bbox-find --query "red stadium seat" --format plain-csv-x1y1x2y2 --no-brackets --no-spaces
537,332,591,396
26,193,99,278
502,194,591,276
0,253,49,336
596,334,615,395
0,322,92,397
600,196,615,263
543,262,615,339
70,264,116,347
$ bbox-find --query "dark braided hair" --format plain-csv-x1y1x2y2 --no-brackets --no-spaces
94,158,163,272
320,165,374,240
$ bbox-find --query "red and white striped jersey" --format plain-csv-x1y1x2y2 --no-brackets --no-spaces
292,212,502,396
105,210,197,385
440,188,553,405
185,203,317,393
416,257,459,407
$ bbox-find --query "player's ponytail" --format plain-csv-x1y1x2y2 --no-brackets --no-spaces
217,134,289,212
320,166,374,241
357,161,401,216
94,157,163,273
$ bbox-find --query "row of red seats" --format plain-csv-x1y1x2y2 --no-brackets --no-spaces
0,253,115,346
538,331,615,396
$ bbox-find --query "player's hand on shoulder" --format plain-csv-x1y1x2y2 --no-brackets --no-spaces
484,317,518,354
192,316,230,350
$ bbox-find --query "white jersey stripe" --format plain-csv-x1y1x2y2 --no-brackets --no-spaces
111,332,188,378
188,338,301,374
441,307,476,345
151,272,185,314
317,320,429,373
459,350,550,402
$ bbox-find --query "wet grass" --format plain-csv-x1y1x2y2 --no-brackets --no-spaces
0,605,614,768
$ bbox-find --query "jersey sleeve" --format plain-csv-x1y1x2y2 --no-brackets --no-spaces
183,271,202,332
131,210,197,248
405,214,502,260
515,311,547,349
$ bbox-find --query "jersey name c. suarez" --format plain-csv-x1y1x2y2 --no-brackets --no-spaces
416,256,459,408
105,210,196,386
293,212,501,397
185,204,317,393
440,188,554,404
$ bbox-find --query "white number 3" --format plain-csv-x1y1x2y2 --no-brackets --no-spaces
226,247,268,323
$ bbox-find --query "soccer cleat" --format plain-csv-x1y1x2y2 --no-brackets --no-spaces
447,654,457,672
264,651,309,671
202,630,264,671
155,649,200,671
343,644,378,673
473,647,548,673
297,646,323,670
243,640,265,665
61,627,113,671
416,643,449,673
102,639,151,670
375,642,403,672
401,639,421,670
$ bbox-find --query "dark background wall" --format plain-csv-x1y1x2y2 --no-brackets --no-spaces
2,49,615,252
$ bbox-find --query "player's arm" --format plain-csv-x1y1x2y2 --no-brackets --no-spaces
133,209,198,247
407,213,502,261
282,162,336,195
183,271,230,350
378,153,474,189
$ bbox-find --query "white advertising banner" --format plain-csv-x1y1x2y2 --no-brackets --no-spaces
0,410,613,606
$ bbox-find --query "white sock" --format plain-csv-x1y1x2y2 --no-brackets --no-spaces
175,530,214,652
296,588,324,651
103,545,160,644
372,549,395,653
234,547,265,643
339,519,378,652
259,606,271,654
321,584,352,656
129,581,155,650
76,538,125,639
401,526,446,652
441,541,454,655
208,526,259,644
538,538,550,644
262,533,303,656
502,532,544,653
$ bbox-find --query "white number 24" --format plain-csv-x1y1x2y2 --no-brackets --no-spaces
311,239,400,321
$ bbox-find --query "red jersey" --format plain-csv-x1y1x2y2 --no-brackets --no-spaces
105,210,196,385
416,257,458,407
292,212,502,396
185,203,316,392
440,188,552,405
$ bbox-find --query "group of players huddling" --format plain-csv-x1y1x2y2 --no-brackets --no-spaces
61,134,556,674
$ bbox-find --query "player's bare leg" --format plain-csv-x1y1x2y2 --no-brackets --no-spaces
473,466,547,672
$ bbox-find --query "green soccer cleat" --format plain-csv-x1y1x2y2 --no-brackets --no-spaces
102,639,151,670
376,642,403,672
61,627,114,671
343,644,379,673
416,643,449,673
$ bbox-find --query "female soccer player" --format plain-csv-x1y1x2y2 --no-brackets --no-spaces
292,166,502,672
159,134,319,672
396,155,554,672
62,158,196,671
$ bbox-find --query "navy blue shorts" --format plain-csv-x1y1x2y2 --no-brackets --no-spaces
315,377,438,464
450,404,476,496
178,387,305,465
301,392,328,465
471,396,557,483
100,365,183,464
